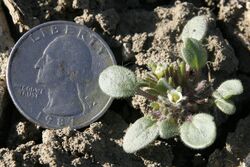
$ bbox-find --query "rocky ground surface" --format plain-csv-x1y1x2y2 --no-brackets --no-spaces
0,0,249,166
0,111,173,167
218,0,250,74
208,114,250,167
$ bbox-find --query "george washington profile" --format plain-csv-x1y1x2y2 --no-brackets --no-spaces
34,35,92,116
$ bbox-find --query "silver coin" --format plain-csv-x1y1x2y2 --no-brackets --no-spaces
7,21,116,129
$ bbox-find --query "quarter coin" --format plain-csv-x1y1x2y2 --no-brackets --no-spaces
7,21,116,129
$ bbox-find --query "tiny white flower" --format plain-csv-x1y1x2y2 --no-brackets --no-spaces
167,87,183,104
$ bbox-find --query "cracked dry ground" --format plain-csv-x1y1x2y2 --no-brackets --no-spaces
0,0,250,167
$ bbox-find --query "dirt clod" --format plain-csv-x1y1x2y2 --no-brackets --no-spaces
0,111,173,166
208,115,250,167
95,8,120,34
218,0,250,74
1,0,249,166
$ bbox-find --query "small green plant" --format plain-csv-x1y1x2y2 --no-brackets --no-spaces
98,15,243,153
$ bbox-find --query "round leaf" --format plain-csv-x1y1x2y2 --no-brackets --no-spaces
123,117,159,153
215,79,243,99
99,65,137,98
158,119,179,139
180,113,216,149
181,38,207,70
181,15,208,41
215,98,236,115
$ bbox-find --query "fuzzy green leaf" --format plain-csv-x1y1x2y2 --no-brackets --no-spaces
144,88,160,96
178,61,186,84
214,79,243,99
155,78,172,93
168,77,175,88
215,98,236,115
181,15,208,41
154,64,167,79
179,61,186,79
158,119,179,139
142,76,157,88
99,65,137,98
180,113,216,149
181,38,207,70
123,117,159,153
